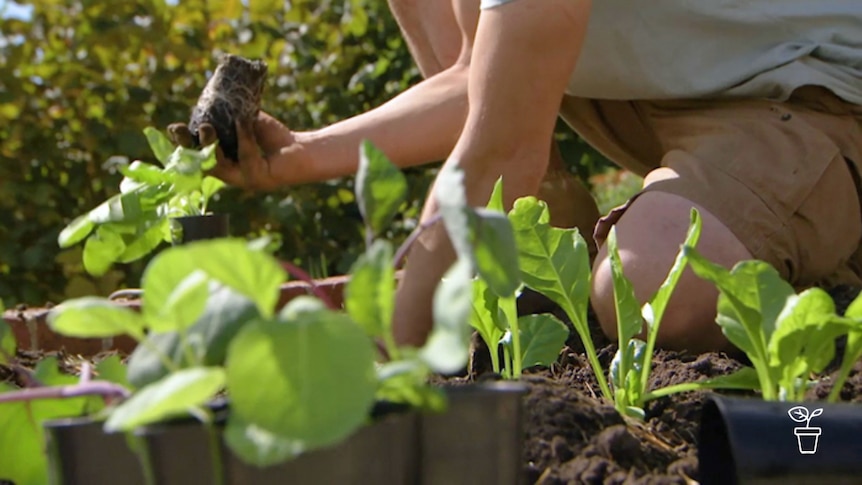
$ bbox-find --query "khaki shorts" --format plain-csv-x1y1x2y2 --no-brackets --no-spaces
559,86,862,288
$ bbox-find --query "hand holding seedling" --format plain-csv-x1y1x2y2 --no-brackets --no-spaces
168,113,293,192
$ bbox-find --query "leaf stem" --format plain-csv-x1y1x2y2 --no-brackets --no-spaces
280,260,338,310
0,380,130,403
393,214,443,270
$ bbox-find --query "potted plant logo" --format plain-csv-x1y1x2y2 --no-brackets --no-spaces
788,406,823,454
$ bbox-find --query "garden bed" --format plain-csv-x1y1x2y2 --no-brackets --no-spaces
3,285,860,484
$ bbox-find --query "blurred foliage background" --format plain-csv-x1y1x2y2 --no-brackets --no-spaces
0,0,631,307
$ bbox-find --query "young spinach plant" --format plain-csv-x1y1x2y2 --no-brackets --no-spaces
57,127,226,276
682,244,857,402
466,179,569,380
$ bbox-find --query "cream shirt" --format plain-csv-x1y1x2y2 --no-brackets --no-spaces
479,0,862,104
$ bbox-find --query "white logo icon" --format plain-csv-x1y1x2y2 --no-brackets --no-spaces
787,406,823,455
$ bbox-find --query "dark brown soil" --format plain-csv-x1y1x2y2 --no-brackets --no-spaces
187,54,268,162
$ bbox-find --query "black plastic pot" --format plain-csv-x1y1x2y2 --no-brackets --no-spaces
171,213,230,244
420,381,528,485
698,395,862,485
43,382,528,484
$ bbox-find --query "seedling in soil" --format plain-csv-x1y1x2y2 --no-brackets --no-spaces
683,245,861,402
186,54,268,163
467,179,569,380
604,209,759,418
57,127,226,276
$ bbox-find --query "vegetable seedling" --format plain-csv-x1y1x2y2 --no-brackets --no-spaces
57,127,226,276
467,179,569,379
684,245,857,402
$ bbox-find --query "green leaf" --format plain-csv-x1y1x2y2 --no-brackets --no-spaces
0,381,87,485
607,226,643,344
518,313,568,369
224,416,303,467
434,163,474,263
117,220,167,263
469,277,505,370
421,257,474,374
471,208,521,297
201,176,225,203
355,140,408,236
96,354,132,390
144,127,175,166
144,269,211,332
141,239,285,320
508,197,591,324
58,214,95,248
769,287,846,399
47,297,146,339
644,209,702,332
0,302,14,365
344,240,395,338
128,285,261,388
376,360,446,411
119,160,169,186
104,367,226,432
486,177,505,213
684,249,793,362
225,310,377,450
82,225,127,276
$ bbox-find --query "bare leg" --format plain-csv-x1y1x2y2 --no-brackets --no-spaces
590,168,752,353
393,0,593,347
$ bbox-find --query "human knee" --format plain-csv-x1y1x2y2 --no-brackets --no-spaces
589,191,750,352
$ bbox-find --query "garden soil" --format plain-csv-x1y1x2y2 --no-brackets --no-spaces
2,285,861,485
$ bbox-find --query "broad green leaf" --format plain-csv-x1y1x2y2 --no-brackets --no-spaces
344,240,395,338
141,239,285,319
644,209,702,332
47,297,146,339
119,160,169,186
518,313,568,369
144,127,175,166
508,197,591,335
96,354,132,390
0,382,87,485
145,270,211,332
82,226,127,276
105,367,226,432
224,416,303,467
201,176,225,202
57,214,95,248
128,285,261,388
471,208,521,297
225,310,377,449
769,288,846,399
684,249,792,365
117,220,167,263
420,258,474,374
355,140,407,236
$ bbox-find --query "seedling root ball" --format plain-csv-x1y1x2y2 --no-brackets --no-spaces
188,54,268,162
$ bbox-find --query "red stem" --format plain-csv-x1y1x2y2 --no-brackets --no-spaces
280,260,338,310
0,381,131,403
